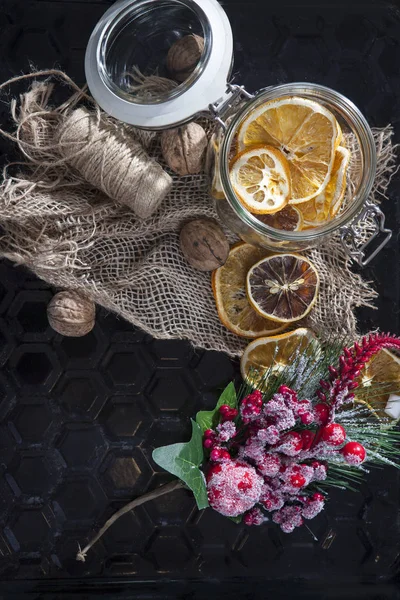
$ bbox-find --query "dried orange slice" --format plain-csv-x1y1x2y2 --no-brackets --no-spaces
237,97,341,204
246,254,319,323
298,146,351,229
256,205,303,231
212,243,287,339
240,327,318,383
356,348,400,422
229,145,291,214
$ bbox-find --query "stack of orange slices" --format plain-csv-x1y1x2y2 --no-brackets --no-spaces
229,96,350,231
212,242,319,339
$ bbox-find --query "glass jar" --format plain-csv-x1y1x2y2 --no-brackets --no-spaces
85,0,392,266
213,82,392,263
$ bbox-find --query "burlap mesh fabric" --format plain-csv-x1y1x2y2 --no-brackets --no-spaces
0,74,397,357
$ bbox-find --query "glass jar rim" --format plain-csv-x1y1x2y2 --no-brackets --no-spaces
97,0,213,106
219,83,377,241
85,0,233,128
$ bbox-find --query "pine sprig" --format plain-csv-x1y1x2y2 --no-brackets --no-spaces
317,463,365,492
316,333,400,417
241,333,400,479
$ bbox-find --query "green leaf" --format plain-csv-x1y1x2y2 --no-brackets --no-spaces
229,515,243,524
196,382,237,433
152,419,209,510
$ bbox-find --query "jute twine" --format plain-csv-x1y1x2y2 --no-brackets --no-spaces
0,70,397,357
58,107,171,218
0,70,172,219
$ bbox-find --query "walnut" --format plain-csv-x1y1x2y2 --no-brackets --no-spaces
166,34,205,82
180,218,230,271
47,291,96,337
161,123,207,176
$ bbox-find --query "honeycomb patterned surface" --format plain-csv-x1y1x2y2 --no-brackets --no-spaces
0,0,399,590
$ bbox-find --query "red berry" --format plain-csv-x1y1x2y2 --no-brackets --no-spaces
238,472,255,492
278,431,303,455
301,430,315,450
206,464,222,481
220,450,231,460
250,390,263,402
204,429,214,439
219,405,231,416
290,473,306,488
278,385,292,395
311,460,321,469
314,403,329,425
312,493,325,502
210,448,222,461
203,438,214,449
297,400,310,416
300,412,314,425
207,461,264,517
321,423,346,446
341,441,366,465
244,507,264,526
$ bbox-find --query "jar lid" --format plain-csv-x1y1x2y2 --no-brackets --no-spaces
85,0,233,129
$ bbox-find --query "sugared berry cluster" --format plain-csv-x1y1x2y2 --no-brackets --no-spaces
203,375,368,533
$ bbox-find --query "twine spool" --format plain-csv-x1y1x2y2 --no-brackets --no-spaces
57,108,172,219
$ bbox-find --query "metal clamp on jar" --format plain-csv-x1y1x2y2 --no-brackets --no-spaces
85,0,392,266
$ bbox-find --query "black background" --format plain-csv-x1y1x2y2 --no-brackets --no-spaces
0,0,400,598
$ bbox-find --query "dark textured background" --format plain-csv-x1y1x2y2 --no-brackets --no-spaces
0,0,400,597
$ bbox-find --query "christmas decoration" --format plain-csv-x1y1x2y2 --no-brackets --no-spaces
76,332,400,561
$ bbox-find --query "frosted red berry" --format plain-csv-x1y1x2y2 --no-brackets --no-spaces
250,390,263,403
207,460,264,517
312,493,325,502
321,423,346,446
300,412,314,425
220,450,231,460
290,473,306,488
297,400,310,415
314,403,329,425
206,464,222,481
257,453,281,477
203,438,214,449
210,448,222,461
204,429,214,439
341,441,366,465
244,507,265,526
277,431,303,456
301,430,315,451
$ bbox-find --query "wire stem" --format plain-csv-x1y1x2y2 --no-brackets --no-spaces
76,479,184,562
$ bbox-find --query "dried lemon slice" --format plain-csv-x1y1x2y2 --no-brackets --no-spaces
240,327,318,383
212,242,287,338
237,97,341,204
229,145,291,214
246,254,319,323
256,205,303,231
299,146,351,229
